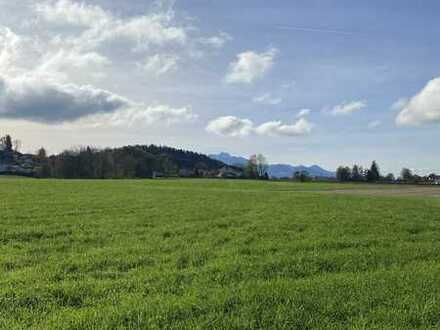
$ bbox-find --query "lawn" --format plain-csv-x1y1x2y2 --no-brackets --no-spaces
1,178,440,329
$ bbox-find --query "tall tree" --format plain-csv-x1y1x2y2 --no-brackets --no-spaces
401,168,414,182
367,161,380,182
245,155,258,179
255,154,269,178
352,164,363,182
0,135,13,151
336,166,351,182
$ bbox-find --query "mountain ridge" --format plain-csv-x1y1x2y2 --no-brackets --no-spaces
209,152,335,178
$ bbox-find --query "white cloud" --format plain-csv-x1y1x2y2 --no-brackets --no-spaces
296,109,312,118
40,50,110,70
331,100,366,115
368,120,382,129
199,32,232,49
37,49,110,82
0,27,21,74
395,77,440,126
252,93,283,105
110,14,187,49
206,116,312,137
255,118,313,137
141,54,178,76
206,116,254,137
0,27,40,77
36,0,187,52
225,48,278,84
83,105,197,128
35,0,111,28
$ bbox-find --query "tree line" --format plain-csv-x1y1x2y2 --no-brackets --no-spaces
34,145,230,179
336,161,439,184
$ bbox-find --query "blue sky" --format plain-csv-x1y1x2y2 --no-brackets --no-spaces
1,0,439,175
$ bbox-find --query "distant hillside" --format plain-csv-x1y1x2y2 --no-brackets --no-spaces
209,152,335,178
36,145,244,179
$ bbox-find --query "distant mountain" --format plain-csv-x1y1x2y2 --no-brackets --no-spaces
268,164,335,178
209,152,335,178
208,152,248,167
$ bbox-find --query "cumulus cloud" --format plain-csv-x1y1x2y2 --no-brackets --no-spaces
39,50,110,71
36,49,111,82
330,100,367,115
0,27,40,77
206,116,254,137
252,93,282,105
36,0,187,52
141,54,178,76
0,75,129,122
206,116,312,137
255,118,313,137
0,2,215,128
35,0,111,28
296,109,312,118
0,27,22,73
225,48,278,84
0,74,197,126
395,77,440,126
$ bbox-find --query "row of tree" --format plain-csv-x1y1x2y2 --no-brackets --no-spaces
35,145,230,179
336,162,439,184
336,161,385,182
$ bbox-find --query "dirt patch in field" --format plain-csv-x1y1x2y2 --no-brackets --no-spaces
323,186,440,197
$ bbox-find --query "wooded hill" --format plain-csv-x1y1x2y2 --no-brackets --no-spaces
37,145,242,179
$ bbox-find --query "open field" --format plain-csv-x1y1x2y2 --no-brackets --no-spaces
1,178,440,329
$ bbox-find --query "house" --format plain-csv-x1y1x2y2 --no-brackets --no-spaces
0,149,38,176
217,166,243,179
179,169,195,177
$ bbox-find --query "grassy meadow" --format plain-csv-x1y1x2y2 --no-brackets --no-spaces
1,178,440,329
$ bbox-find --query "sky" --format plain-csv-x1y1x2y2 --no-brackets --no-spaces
1,0,440,175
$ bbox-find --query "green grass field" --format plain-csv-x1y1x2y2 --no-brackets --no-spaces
2,178,440,329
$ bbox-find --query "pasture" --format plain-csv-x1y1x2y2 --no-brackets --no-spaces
1,178,440,329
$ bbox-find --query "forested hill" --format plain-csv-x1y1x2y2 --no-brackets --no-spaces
135,145,226,171
36,144,235,179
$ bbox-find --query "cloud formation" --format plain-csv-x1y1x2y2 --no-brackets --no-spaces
331,100,366,115
36,0,187,53
82,104,197,128
0,75,129,122
206,116,312,137
0,1,221,126
225,48,278,84
296,108,312,118
35,0,111,28
141,54,178,76
255,118,313,137
199,32,232,49
206,116,254,137
395,77,440,126
0,75,197,126
252,93,282,105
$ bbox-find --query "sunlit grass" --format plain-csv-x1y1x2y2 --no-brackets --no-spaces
1,178,440,329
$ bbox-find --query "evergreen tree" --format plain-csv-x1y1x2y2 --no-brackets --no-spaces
367,161,380,182
352,164,363,182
